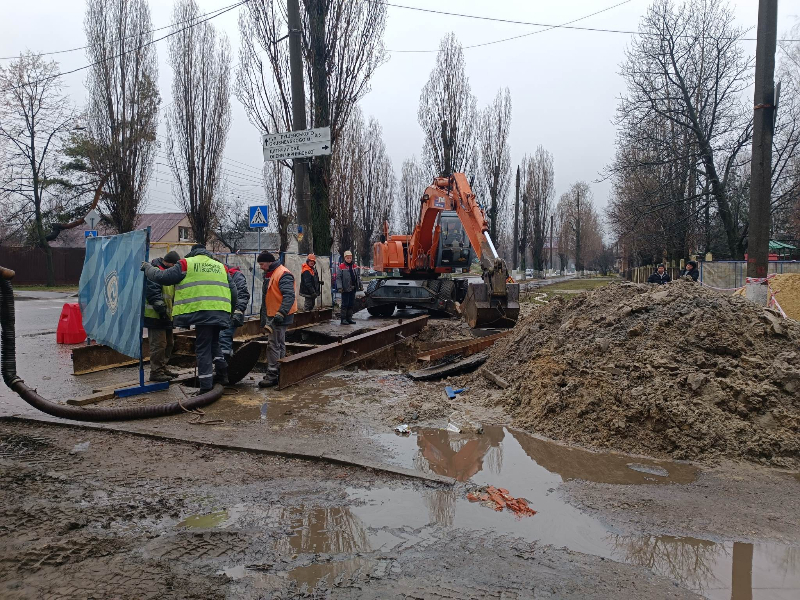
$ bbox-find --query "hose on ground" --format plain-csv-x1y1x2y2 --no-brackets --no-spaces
0,268,223,422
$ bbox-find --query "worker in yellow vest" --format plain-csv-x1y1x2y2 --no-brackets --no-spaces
142,245,237,393
143,250,181,382
256,251,297,388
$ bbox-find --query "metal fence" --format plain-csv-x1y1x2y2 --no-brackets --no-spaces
627,261,800,290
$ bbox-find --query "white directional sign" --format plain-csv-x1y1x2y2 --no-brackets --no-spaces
263,127,332,161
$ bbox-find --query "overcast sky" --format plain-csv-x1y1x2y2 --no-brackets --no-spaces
3,0,800,221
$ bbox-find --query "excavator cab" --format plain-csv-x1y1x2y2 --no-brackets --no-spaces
435,212,474,270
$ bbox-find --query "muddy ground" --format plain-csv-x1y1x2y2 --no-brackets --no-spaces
1,287,799,598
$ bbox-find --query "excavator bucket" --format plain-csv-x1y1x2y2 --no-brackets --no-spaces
462,282,520,329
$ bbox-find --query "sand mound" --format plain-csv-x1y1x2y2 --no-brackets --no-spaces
468,280,800,467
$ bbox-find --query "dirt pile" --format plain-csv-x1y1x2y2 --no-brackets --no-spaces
467,280,800,467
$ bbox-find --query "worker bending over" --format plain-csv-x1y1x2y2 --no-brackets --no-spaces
141,244,236,393
218,264,251,372
299,253,321,311
257,252,297,388
144,250,181,382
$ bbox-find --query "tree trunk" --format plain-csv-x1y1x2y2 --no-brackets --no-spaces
512,167,519,270
306,0,332,256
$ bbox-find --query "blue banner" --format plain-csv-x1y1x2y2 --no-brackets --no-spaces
78,229,148,359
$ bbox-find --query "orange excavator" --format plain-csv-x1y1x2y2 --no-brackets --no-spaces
368,172,519,328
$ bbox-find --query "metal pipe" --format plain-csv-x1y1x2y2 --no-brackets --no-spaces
0,272,223,422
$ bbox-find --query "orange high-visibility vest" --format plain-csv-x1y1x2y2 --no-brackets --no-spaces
265,265,298,317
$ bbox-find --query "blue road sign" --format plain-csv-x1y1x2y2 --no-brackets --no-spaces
249,205,269,228
85,230,98,238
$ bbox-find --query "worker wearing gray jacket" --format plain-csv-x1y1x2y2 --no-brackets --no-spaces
257,252,297,388
218,265,251,369
141,245,237,392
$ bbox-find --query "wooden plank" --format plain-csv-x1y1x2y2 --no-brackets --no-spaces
66,369,197,405
416,331,510,362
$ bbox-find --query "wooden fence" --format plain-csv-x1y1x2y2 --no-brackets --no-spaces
0,247,86,285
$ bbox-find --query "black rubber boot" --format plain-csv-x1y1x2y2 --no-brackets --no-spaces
214,367,229,387
346,308,356,325
149,372,173,383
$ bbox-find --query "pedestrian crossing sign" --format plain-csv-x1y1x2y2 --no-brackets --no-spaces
249,205,269,228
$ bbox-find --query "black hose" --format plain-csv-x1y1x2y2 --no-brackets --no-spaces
0,270,223,422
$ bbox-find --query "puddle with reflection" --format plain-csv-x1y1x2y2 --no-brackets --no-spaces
349,426,798,599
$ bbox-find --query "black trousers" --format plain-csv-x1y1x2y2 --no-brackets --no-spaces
194,324,225,391
341,291,355,309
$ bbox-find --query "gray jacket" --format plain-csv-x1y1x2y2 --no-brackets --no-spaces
143,248,236,329
337,261,362,293
144,257,173,329
227,267,251,313
259,260,296,326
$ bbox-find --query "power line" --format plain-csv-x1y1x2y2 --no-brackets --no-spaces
0,1,246,61
373,0,795,52
0,0,250,93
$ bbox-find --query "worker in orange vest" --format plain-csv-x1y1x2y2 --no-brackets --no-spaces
257,251,297,388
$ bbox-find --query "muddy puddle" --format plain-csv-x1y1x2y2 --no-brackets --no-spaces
355,426,798,599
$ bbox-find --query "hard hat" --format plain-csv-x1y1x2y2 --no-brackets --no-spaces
307,253,316,262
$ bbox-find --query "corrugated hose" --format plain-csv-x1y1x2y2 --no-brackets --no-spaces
0,266,223,422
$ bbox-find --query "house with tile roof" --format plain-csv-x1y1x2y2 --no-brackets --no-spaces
49,213,193,248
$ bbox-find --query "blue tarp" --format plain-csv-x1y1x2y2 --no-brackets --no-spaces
78,230,148,359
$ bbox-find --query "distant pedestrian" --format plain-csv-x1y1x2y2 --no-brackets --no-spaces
217,264,251,374
299,253,321,312
680,260,700,282
141,245,236,394
257,252,297,388
647,264,671,285
144,250,181,382
337,250,362,325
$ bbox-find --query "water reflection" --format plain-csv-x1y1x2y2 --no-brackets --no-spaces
274,506,370,555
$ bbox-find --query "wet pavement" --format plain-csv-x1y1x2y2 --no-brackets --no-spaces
2,293,799,598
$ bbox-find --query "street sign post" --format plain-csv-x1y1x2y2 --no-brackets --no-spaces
85,230,98,239
263,127,331,162
249,205,269,253
85,209,100,230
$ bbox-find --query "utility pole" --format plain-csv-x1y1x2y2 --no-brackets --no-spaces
549,214,554,278
288,0,312,254
512,167,520,271
747,0,778,289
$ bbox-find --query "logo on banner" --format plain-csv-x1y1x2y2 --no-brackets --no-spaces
104,271,119,314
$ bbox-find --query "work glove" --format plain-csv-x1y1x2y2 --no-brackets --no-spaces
231,310,245,328
140,261,151,272
273,312,285,325
153,300,168,320
263,317,274,335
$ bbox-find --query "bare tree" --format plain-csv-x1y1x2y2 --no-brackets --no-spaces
0,53,77,286
558,182,603,273
397,156,426,234
263,161,295,252
524,146,555,277
166,0,231,246
238,0,387,256
329,108,361,257
356,117,394,264
612,0,753,259
213,188,250,252
418,33,478,179
83,0,159,234
478,88,512,243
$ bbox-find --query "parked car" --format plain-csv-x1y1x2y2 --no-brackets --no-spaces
525,268,534,278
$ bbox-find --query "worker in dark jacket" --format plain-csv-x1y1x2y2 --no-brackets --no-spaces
257,252,297,388
299,253,321,311
336,250,361,325
144,251,181,382
647,264,671,285
141,245,236,393
679,260,700,281
218,265,251,368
